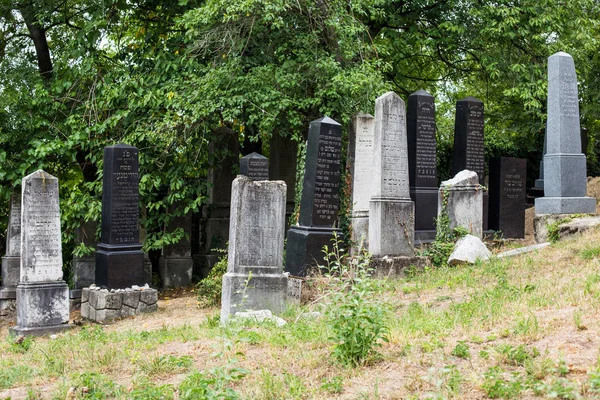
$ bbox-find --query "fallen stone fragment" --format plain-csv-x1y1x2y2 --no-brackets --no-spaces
448,234,491,265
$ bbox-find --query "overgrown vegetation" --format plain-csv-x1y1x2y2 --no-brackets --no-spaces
196,252,228,308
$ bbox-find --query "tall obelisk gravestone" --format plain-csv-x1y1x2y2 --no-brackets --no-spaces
1,193,21,311
407,90,438,243
349,113,375,254
10,171,72,336
535,52,595,214
452,96,489,230
221,176,288,321
369,92,415,257
285,117,343,276
96,144,145,288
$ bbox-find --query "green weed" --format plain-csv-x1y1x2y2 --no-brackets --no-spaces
482,366,526,399
197,251,227,308
137,354,193,377
320,376,344,394
450,341,470,359
179,364,247,400
0,365,34,389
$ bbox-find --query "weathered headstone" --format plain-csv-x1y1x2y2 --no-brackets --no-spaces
369,92,415,257
452,96,489,230
10,171,72,336
489,157,526,238
71,220,96,300
535,52,596,215
240,152,269,181
96,144,145,289
285,116,343,276
438,170,483,238
407,90,438,243
196,127,239,276
269,134,297,231
159,210,193,289
348,112,375,253
221,176,287,322
1,192,21,311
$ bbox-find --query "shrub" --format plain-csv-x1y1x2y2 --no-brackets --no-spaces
196,253,227,307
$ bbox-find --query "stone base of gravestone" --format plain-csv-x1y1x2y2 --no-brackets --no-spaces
350,211,369,254
221,273,288,321
411,187,438,244
535,197,596,215
370,256,429,278
81,286,158,324
533,213,597,243
369,199,414,257
9,281,73,336
0,255,19,309
158,256,193,289
73,256,95,289
285,226,343,276
96,245,145,289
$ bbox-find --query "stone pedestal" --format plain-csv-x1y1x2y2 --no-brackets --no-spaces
1,193,21,311
285,117,343,276
96,144,145,289
368,92,415,258
535,52,596,215
11,170,72,336
371,256,429,278
81,286,158,323
407,90,438,244
439,170,483,238
10,281,71,336
159,210,193,289
221,176,288,322
348,113,375,254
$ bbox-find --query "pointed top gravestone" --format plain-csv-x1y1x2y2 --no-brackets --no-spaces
240,152,269,181
373,91,410,199
535,52,595,215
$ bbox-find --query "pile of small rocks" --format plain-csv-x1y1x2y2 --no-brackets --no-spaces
81,284,158,324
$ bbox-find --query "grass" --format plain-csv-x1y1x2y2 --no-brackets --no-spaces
3,229,600,398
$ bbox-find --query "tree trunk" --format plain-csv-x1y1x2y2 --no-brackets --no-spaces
19,5,53,80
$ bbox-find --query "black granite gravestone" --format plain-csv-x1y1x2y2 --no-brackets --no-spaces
489,157,526,238
285,116,343,276
96,144,144,289
452,96,489,230
270,135,297,232
407,90,437,242
240,152,269,181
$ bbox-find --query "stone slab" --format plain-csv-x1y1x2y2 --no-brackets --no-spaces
15,281,70,329
452,97,485,184
9,323,74,337
285,225,342,276
439,173,484,238
411,187,438,232
448,234,491,265
1,256,20,291
369,198,414,257
497,242,551,258
488,157,527,238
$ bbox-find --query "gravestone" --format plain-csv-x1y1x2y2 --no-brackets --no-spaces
438,170,483,238
71,220,96,299
1,192,21,311
348,112,375,253
10,170,72,336
369,92,415,257
159,210,193,289
196,127,239,276
285,116,343,276
269,135,297,231
489,157,526,238
221,176,287,322
407,90,438,243
535,52,596,215
96,144,145,289
240,152,269,181
452,96,489,230
534,129,547,190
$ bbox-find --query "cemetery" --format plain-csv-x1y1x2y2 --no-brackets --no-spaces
3,1,600,399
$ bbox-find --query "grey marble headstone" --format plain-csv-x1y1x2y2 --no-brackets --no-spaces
438,170,483,238
369,92,415,257
349,113,375,253
1,192,21,310
535,52,596,214
10,170,71,336
221,176,288,322
240,152,269,181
